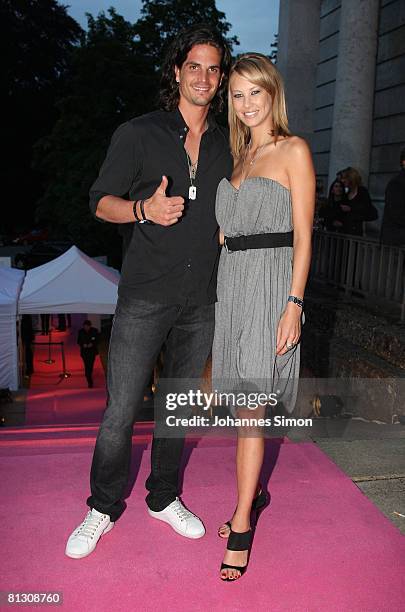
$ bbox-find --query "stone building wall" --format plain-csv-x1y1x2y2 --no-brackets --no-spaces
369,0,405,216
278,0,405,230
312,0,341,192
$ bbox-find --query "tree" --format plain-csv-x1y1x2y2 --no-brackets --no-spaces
0,0,82,234
270,33,278,63
34,8,154,260
34,1,238,260
134,0,238,70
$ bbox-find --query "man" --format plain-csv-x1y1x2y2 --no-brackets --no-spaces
65,25,233,559
380,149,405,246
77,320,100,388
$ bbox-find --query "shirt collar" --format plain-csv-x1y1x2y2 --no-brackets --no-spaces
167,106,218,134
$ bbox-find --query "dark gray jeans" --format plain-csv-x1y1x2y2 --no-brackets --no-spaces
86,294,214,521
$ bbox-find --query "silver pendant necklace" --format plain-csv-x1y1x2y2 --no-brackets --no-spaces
241,139,273,182
186,151,197,200
184,120,207,201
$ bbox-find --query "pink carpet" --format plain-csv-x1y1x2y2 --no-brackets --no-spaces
26,315,107,425
25,388,107,425
1,431,404,611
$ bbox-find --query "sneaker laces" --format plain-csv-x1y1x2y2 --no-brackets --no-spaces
170,498,194,522
75,510,106,539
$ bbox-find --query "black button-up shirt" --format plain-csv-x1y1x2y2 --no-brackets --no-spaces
89,108,233,305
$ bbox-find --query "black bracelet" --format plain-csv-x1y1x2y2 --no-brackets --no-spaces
133,200,141,223
139,199,146,221
288,295,304,308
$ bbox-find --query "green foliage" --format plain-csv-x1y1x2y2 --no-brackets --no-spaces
0,0,82,234
1,0,82,94
270,33,278,63
30,1,239,259
33,8,154,257
134,0,238,68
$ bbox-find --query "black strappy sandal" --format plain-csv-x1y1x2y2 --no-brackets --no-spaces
220,528,253,581
218,486,267,538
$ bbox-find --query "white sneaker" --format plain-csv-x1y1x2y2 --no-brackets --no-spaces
65,508,114,559
147,497,205,539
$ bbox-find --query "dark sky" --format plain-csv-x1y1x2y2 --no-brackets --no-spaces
65,0,280,55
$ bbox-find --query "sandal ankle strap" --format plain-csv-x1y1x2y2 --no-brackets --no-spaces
227,529,252,551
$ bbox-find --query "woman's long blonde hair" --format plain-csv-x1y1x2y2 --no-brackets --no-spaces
228,53,291,159
342,167,362,189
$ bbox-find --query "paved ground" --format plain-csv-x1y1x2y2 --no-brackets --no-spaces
300,420,405,534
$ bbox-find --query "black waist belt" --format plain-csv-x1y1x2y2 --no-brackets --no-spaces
223,231,293,253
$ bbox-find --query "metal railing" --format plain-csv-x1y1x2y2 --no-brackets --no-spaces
310,229,405,322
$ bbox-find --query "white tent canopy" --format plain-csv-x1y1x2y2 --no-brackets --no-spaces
0,268,24,389
18,246,120,314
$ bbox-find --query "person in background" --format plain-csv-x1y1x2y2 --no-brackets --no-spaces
318,180,348,232
77,320,100,388
380,148,405,246
340,167,377,236
335,168,346,182
329,170,347,198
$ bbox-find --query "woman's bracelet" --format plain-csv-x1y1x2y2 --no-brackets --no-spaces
288,295,304,308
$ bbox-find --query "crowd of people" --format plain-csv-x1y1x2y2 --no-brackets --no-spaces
316,150,405,247
316,167,377,237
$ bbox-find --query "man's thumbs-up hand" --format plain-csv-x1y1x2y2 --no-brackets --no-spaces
157,175,168,195
143,175,184,226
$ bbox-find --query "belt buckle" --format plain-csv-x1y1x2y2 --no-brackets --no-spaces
224,237,232,253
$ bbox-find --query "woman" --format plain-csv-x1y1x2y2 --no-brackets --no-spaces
318,179,348,231
340,167,377,235
212,53,315,581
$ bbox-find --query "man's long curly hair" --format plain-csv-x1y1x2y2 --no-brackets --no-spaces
159,25,232,115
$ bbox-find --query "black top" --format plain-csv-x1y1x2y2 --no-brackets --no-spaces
380,169,405,246
89,108,233,305
318,194,349,232
340,185,374,236
77,327,99,354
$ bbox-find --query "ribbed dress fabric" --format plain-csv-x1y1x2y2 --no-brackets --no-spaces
212,177,302,414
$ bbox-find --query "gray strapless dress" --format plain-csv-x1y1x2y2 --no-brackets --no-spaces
212,176,303,414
